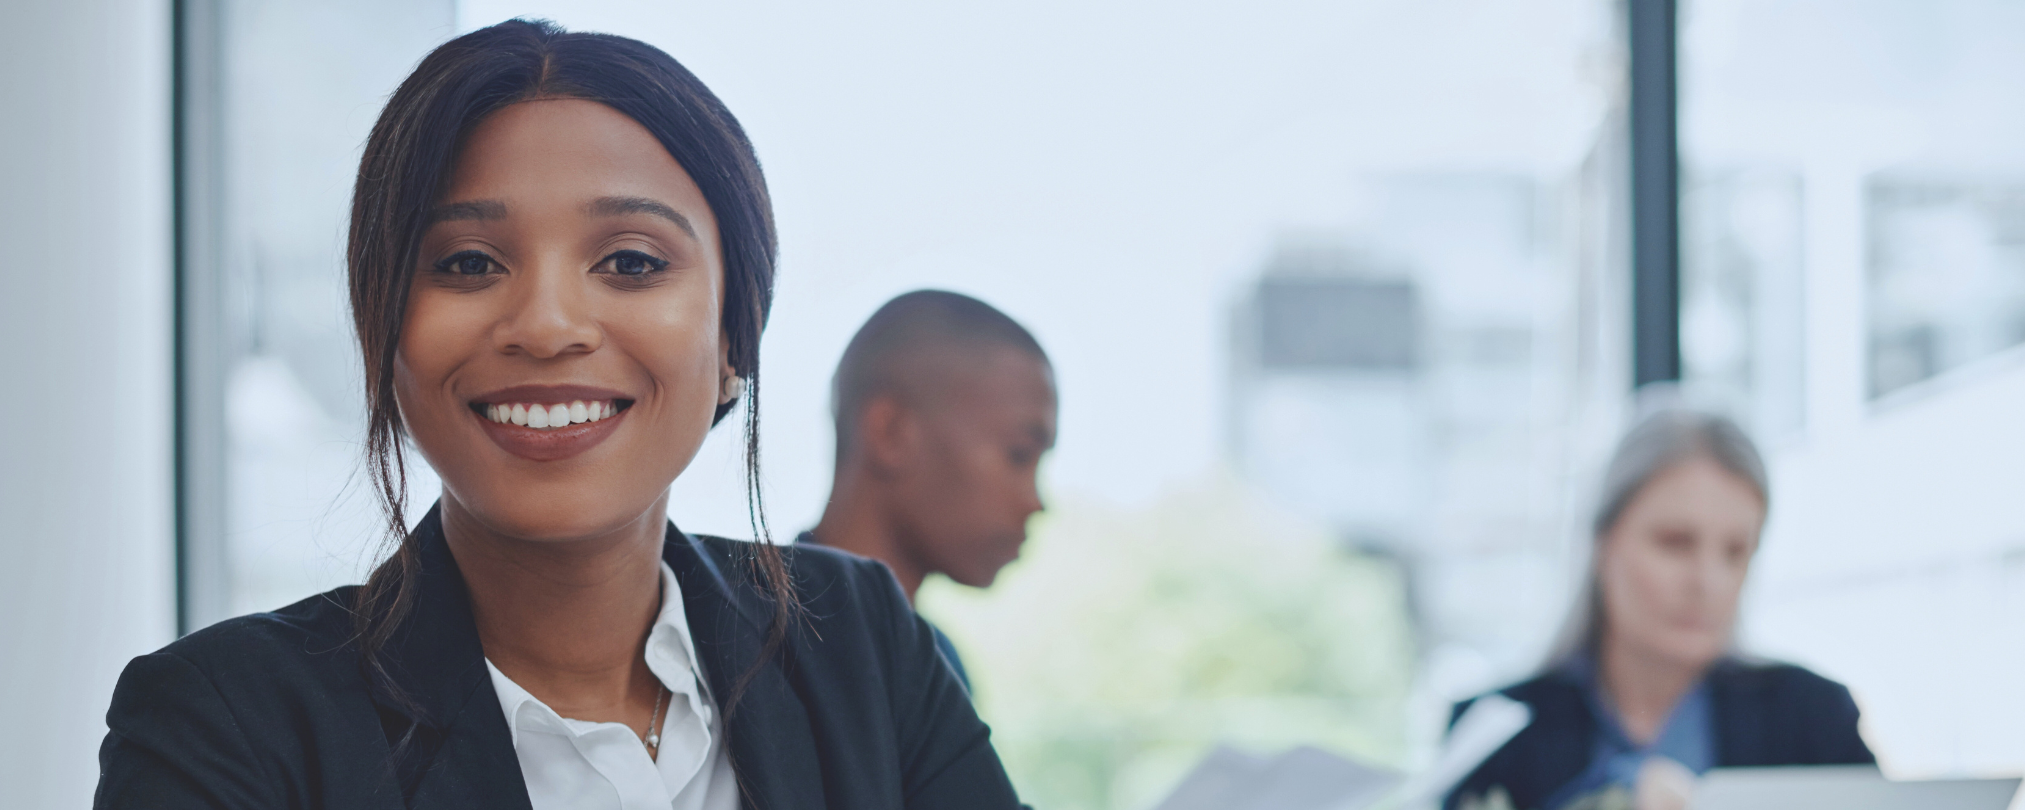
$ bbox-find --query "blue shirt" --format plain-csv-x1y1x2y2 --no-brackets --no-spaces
1541,656,1716,810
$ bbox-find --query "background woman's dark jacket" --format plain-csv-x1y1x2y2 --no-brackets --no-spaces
94,507,1021,810
1444,660,1874,810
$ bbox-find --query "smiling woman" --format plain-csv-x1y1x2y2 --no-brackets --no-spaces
95,19,1022,810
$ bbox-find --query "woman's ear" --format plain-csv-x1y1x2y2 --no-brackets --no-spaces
716,335,741,406
718,366,743,405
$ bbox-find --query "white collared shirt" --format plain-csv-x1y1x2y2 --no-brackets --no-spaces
485,562,738,810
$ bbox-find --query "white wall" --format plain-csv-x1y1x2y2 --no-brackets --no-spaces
0,1,176,807
1747,352,2025,777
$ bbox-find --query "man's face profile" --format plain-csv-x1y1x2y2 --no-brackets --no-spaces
885,346,1057,589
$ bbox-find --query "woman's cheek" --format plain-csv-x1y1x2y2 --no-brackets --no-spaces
1633,540,1690,618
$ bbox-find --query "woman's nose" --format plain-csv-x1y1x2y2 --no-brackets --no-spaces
495,265,602,359
1687,544,1733,602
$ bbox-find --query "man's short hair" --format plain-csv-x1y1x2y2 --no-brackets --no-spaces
831,290,1049,456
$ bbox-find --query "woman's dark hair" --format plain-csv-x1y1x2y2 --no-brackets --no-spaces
347,18,793,723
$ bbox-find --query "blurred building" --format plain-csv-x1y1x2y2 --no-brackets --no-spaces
1867,176,2025,399
1228,175,1598,703
1228,244,1428,548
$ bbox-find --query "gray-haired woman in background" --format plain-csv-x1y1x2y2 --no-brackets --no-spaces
1446,410,1873,810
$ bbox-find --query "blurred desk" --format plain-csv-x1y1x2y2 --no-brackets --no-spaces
1690,765,2018,810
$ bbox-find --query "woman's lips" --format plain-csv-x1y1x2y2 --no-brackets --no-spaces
475,402,628,462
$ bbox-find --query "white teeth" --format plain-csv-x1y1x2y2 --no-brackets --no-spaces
487,400,619,429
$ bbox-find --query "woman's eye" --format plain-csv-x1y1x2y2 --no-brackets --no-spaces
434,251,496,276
600,250,668,277
1656,530,1695,554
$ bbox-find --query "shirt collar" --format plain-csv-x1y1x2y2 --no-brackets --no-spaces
644,560,715,725
1563,653,1715,755
484,560,715,747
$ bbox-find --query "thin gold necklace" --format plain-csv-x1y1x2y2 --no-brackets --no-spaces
644,685,668,751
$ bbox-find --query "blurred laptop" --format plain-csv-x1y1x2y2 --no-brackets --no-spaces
1690,765,2019,810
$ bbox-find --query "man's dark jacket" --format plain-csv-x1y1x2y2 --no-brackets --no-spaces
95,506,1022,809
1444,660,1874,810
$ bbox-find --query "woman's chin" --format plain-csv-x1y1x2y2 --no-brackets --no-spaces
1650,635,1728,671
443,485,669,545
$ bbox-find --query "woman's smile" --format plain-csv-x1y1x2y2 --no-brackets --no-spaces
469,383,637,462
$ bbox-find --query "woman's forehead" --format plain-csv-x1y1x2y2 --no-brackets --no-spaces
440,98,712,226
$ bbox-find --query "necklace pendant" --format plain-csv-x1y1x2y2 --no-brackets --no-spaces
645,732,659,748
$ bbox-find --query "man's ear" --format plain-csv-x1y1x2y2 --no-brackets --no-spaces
859,394,916,474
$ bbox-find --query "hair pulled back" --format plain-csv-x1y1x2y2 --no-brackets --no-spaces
1541,409,1769,668
347,18,792,718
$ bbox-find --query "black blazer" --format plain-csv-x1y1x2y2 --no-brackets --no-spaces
96,505,1023,809
1443,659,1874,810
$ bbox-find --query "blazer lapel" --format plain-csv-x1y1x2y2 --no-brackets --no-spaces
665,525,827,810
369,505,534,810
407,698,533,810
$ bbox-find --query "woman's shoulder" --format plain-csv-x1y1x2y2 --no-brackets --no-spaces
100,586,398,809
689,534,908,612
684,534,925,669
1711,657,1852,694
1707,657,1862,720
113,586,370,716
1708,657,1874,765
157,586,365,668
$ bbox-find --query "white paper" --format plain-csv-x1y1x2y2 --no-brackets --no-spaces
1378,693,1533,810
1150,746,1272,810
1151,745,1403,810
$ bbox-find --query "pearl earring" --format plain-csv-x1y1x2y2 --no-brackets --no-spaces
721,375,746,402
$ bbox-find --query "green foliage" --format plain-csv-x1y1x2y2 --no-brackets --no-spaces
918,475,1418,810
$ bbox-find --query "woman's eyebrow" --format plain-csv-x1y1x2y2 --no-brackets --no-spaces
428,199,507,223
586,195,697,238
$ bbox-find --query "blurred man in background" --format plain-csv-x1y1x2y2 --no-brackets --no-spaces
801,290,1058,692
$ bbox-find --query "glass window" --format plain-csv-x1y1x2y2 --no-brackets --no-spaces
1682,0,2025,776
181,1,456,628
1868,178,2025,398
